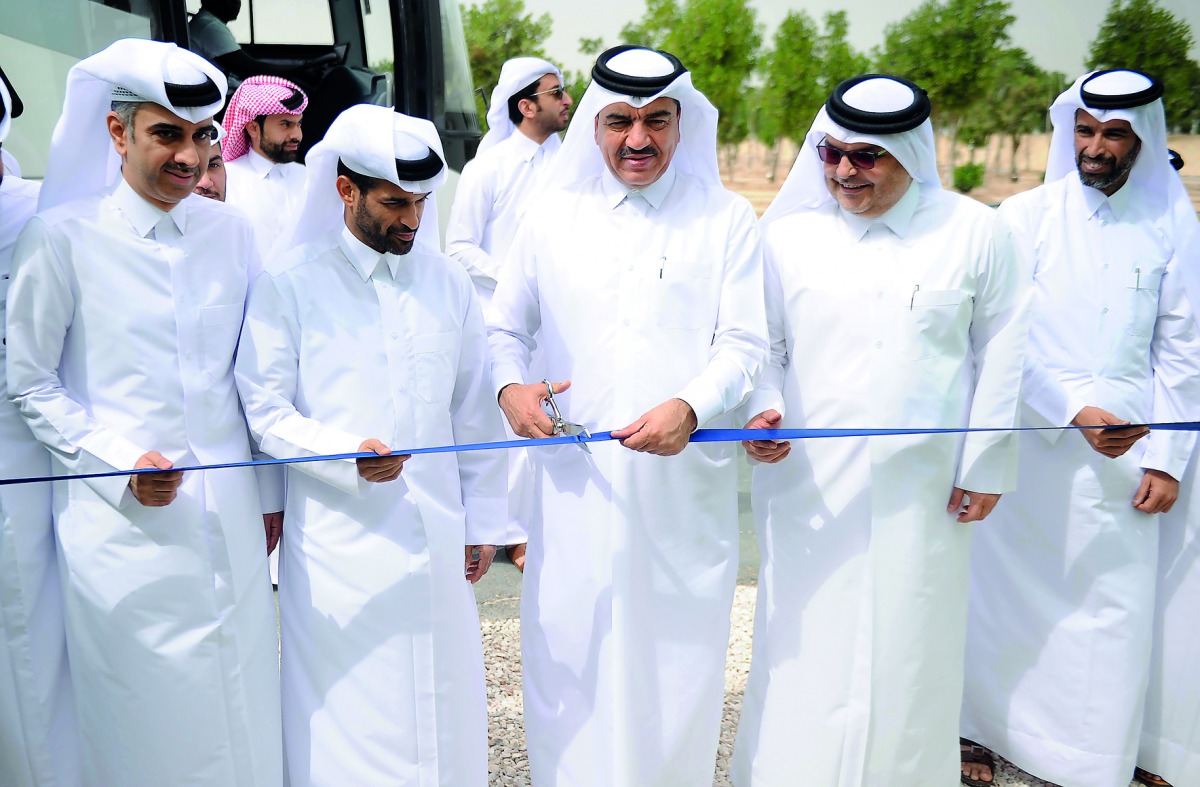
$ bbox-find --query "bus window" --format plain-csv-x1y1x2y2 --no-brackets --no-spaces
185,0,334,46
0,0,157,178
438,0,477,137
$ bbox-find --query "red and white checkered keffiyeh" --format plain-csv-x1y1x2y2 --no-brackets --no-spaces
222,75,308,162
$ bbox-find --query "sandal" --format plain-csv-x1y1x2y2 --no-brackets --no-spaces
1134,768,1172,786
960,737,995,786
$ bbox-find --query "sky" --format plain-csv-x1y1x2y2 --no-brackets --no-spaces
519,0,1200,79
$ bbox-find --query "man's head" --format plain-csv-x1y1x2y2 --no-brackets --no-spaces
195,141,226,201
1073,108,1141,196
594,96,681,189
248,112,302,163
107,99,217,210
508,73,572,141
222,76,308,163
819,135,912,218
336,160,428,255
200,0,241,23
275,105,446,258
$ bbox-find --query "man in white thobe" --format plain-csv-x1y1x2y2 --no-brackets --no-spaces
5,39,283,787
235,104,506,787
193,120,228,202
223,75,308,259
488,45,767,786
0,63,82,787
961,69,1200,787
446,56,572,569
728,75,1029,787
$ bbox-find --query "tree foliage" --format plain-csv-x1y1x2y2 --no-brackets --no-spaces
817,11,871,96
462,0,553,126
1087,0,1200,131
876,0,1016,170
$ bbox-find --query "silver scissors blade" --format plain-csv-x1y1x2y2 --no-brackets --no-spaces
542,380,591,452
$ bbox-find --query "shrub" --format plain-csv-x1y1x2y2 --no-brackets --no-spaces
953,162,986,194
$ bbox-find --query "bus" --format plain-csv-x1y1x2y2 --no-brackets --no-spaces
0,0,481,229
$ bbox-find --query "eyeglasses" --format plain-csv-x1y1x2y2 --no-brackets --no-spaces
529,85,566,101
815,143,889,170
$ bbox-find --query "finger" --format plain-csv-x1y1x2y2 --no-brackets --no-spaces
1132,474,1153,509
550,380,572,395
947,488,966,512
610,419,646,440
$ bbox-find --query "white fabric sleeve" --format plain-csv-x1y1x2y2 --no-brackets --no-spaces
1140,257,1200,480
487,217,541,396
672,198,768,426
445,160,501,291
6,218,145,508
956,209,1032,495
449,280,508,545
234,271,370,497
741,222,788,422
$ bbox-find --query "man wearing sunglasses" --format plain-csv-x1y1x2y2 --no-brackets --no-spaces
447,57,572,572
732,74,1029,787
961,69,1200,787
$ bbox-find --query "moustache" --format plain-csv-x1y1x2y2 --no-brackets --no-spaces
1079,152,1116,166
619,146,658,159
165,164,200,177
388,224,418,235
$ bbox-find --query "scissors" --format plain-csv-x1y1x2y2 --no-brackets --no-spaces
542,380,591,452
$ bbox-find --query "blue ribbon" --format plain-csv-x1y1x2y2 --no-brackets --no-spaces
2,421,1197,488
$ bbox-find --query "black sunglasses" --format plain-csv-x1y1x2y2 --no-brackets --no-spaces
815,142,889,170
530,86,566,100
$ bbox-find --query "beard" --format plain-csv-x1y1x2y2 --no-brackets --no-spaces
1077,140,1140,191
260,135,299,164
353,198,415,255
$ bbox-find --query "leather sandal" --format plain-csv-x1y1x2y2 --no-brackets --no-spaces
1134,768,1172,786
960,737,995,786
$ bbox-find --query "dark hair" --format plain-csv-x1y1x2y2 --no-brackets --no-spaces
507,76,544,126
337,159,385,195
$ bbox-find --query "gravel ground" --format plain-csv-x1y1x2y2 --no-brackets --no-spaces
480,584,1137,787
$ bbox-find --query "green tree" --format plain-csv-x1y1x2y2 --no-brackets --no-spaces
988,50,1065,179
817,11,870,96
756,11,823,180
877,0,1016,171
1087,0,1200,131
462,0,553,127
619,0,680,49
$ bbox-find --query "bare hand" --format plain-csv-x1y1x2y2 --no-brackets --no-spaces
263,511,283,555
465,544,496,584
129,451,185,507
1133,469,1179,514
498,380,571,439
1072,406,1149,458
947,487,1002,523
741,409,791,463
611,399,697,456
356,439,409,483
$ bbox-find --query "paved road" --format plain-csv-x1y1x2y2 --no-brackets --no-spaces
474,453,760,621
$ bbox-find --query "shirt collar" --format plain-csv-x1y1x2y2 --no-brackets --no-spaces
838,179,921,241
111,177,186,237
600,165,678,211
245,149,279,178
339,224,399,281
1078,172,1134,222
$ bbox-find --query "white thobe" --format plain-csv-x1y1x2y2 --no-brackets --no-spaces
489,167,768,787
0,174,81,787
5,181,283,787
225,150,307,260
729,184,1029,787
446,129,559,547
962,173,1200,787
235,227,506,787
1140,444,1200,786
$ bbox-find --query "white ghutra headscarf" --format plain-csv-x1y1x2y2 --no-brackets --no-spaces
478,57,564,154
761,74,939,229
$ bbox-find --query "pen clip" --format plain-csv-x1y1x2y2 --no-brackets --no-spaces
910,284,919,311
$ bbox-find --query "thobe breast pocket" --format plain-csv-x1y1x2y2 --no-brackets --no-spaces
655,261,712,330
903,289,970,361
1125,269,1163,337
200,303,246,363
413,331,457,403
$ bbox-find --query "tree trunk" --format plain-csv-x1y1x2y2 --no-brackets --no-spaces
945,118,961,179
1009,134,1021,181
766,139,781,183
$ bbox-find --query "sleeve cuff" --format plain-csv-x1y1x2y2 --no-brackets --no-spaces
674,378,725,429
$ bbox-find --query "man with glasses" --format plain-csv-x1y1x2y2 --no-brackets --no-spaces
447,58,572,570
731,74,1029,787
487,45,766,786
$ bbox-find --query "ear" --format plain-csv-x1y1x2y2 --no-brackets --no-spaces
107,111,131,157
335,174,358,208
246,120,261,147
519,97,537,121
593,114,601,145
